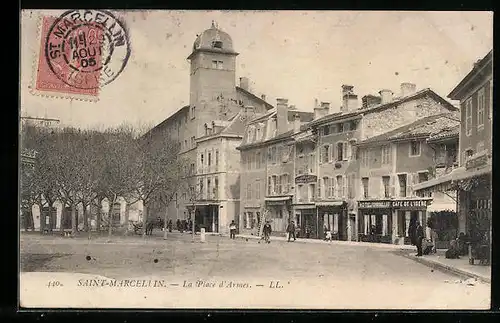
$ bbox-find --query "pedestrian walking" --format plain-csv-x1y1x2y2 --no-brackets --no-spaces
431,228,439,253
229,220,237,239
263,221,272,243
167,219,173,233
415,221,424,256
176,219,182,233
287,221,296,242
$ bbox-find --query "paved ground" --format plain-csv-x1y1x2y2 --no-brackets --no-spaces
20,231,490,309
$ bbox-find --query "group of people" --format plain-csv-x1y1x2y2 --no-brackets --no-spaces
175,218,193,233
409,220,435,257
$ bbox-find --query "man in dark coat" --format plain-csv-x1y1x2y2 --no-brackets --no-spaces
176,219,182,232
287,221,296,242
263,221,272,243
415,221,424,256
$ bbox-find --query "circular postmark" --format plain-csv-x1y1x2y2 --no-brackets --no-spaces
44,10,131,90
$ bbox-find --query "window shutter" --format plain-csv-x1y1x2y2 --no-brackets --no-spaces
406,173,413,197
390,175,396,197
331,144,336,162
343,142,348,161
343,175,348,199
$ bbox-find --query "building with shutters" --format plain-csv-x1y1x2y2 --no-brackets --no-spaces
305,83,458,242
414,50,492,260
354,113,460,245
237,101,314,235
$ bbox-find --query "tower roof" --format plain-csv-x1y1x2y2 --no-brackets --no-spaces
189,21,237,59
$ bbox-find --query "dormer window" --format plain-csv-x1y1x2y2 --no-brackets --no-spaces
212,40,223,49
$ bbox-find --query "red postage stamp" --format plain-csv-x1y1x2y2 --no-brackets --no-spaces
31,10,131,101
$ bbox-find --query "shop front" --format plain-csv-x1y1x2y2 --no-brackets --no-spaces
265,196,292,233
188,203,220,233
357,198,432,245
316,201,348,241
241,204,262,235
293,204,316,239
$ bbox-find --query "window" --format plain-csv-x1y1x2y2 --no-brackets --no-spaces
409,141,421,157
267,176,272,195
321,145,330,163
212,40,223,48
246,183,252,200
361,149,370,167
208,152,212,166
338,123,344,133
330,124,337,134
269,146,277,164
191,136,196,148
276,175,282,194
271,175,277,195
348,174,355,199
398,174,407,197
362,177,369,198
381,145,390,165
215,150,219,169
200,154,204,166
256,127,261,141
478,87,485,129
337,142,344,161
207,179,212,199
191,106,196,119
211,60,223,69
190,163,195,175
382,176,390,198
309,183,316,201
281,174,289,194
184,140,187,149
255,181,260,199
465,98,472,136
350,120,357,131
336,175,343,197
323,125,330,136
199,179,204,198
214,177,219,199
256,152,261,168
344,122,350,131
418,172,428,183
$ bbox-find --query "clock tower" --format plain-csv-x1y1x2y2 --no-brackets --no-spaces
188,21,240,138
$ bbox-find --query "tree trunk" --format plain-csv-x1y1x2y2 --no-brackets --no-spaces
71,205,77,235
108,194,117,238
96,197,103,233
124,202,131,236
192,205,196,241
142,201,148,238
163,205,168,240
83,203,89,232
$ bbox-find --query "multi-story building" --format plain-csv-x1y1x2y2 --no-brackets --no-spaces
414,50,492,255
353,113,460,245
143,22,272,234
305,83,458,241
237,101,313,235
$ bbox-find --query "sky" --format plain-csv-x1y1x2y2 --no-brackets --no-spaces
20,10,493,130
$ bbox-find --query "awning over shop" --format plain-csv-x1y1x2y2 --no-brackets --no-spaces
413,164,491,194
427,201,457,213
293,204,316,210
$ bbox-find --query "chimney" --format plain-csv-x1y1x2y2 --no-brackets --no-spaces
379,89,394,104
293,113,301,132
341,85,358,112
320,102,330,114
314,107,327,120
276,98,289,135
261,94,266,101
361,95,382,109
400,83,416,97
239,77,249,91
314,98,319,109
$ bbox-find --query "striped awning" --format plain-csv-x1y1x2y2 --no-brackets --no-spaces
427,201,457,213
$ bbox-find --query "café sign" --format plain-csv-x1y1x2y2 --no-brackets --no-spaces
358,200,391,209
295,174,318,184
392,200,429,208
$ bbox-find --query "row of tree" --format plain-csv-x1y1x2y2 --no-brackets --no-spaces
20,122,187,236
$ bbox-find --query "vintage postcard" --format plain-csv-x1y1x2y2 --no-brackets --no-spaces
19,10,492,309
